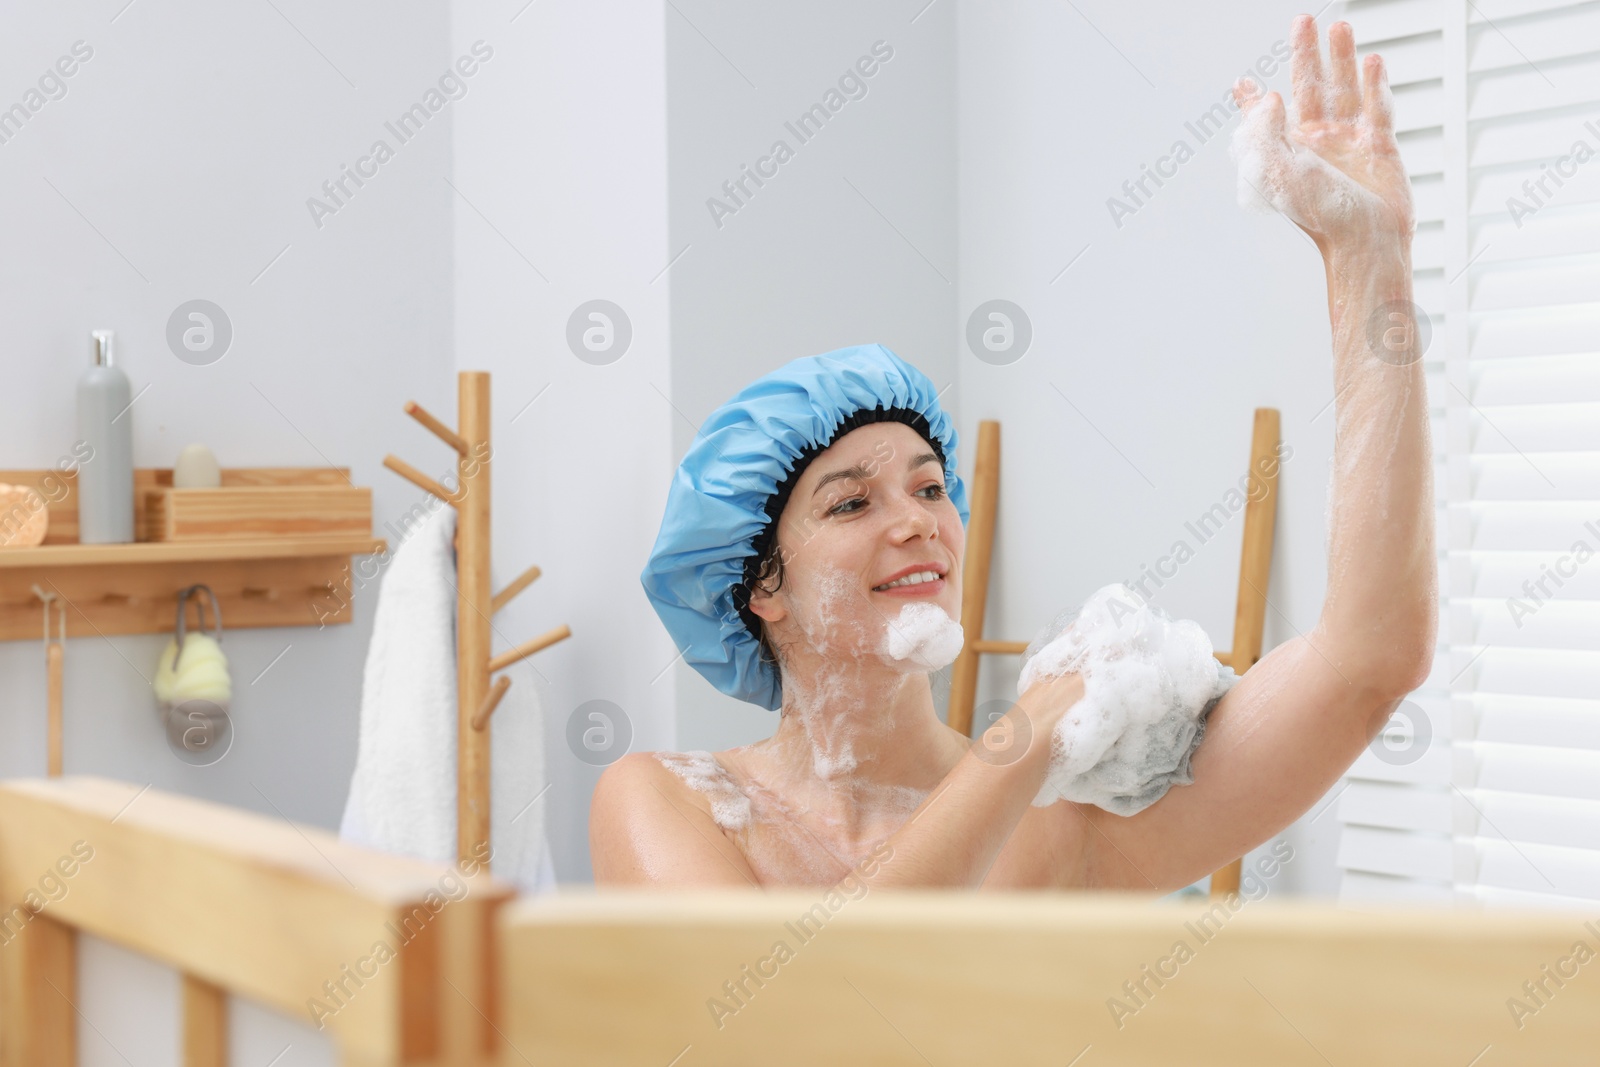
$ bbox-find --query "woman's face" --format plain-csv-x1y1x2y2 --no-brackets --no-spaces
747,421,965,665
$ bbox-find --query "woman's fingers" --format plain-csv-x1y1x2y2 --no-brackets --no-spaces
1233,75,1263,112
1329,21,1360,122
1290,13,1326,123
1362,52,1395,134
1233,87,1297,215
1260,89,1290,148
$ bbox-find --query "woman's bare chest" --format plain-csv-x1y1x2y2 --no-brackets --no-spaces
657,749,928,887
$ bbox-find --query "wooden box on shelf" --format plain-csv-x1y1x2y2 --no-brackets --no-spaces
142,485,372,541
0,467,386,640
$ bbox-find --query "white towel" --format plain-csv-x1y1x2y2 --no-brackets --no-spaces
340,503,460,864
340,501,554,892
491,670,552,893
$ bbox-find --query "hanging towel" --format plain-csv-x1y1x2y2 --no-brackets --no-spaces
341,500,555,891
340,503,459,865
492,670,554,894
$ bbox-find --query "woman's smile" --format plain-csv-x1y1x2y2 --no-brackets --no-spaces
871,564,949,596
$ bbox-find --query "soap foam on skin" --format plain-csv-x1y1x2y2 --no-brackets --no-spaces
654,750,753,832
668,569,961,854
1229,96,1361,229
775,563,881,779
880,601,965,671
1226,51,1409,247
1018,583,1238,815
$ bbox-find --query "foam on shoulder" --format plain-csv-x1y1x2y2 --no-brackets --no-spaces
654,750,753,831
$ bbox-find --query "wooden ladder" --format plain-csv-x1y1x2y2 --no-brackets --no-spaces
947,410,1282,896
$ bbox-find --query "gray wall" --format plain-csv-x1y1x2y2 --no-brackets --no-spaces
451,0,676,890
0,1,457,1061
660,0,1347,895
665,0,961,752
0,0,453,829
952,0,1345,895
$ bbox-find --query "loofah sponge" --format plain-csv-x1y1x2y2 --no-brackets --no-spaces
1018,584,1239,816
153,633,233,708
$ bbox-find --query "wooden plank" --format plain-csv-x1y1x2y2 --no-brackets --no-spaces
46,640,63,776
456,372,492,868
501,890,1600,1066
971,639,1027,655
490,564,541,615
0,778,513,1067
948,420,1000,738
382,456,458,507
0,536,385,568
1211,407,1282,898
182,973,227,1067
403,401,469,457
1228,407,1280,674
437,879,502,1062
486,625,570,675
143,486,372,542
0,913,76,1067
0,555,368,640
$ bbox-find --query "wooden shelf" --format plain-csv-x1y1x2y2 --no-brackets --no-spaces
0,537,390,640
0,467,387,640
0,536,386,568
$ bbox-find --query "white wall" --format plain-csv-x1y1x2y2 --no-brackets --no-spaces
664,0,960,753
655,0,1347,895
451,0,675,885
954,0,1348,895
0,0,456,827
0,0,457,1060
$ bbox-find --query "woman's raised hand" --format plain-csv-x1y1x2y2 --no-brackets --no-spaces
1231,15,1415,255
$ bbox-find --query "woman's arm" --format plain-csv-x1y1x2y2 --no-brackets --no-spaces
1065,15,1438,891
863,672,1088,888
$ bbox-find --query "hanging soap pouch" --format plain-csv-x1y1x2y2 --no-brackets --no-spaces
153,583,234,762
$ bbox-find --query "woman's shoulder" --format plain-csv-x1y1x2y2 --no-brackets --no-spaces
652,748,739,782
589,752,713,860
594,749,736,816
595,749,696,797
590,750,758,885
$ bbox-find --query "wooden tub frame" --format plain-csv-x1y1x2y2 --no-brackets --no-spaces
3,778,1595,1066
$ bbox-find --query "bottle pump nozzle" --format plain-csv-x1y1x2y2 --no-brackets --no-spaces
91,329,114,367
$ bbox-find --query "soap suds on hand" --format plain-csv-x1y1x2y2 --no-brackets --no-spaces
1018,584,1238,815
1228,89,1362,229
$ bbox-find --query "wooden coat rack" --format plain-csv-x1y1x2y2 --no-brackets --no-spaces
382,370,571,869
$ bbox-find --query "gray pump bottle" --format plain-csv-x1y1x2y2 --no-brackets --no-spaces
76,329,135,543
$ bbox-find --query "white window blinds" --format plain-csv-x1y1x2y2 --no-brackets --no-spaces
1334,0,1600,908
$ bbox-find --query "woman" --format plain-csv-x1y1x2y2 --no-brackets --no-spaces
591,15,1436,890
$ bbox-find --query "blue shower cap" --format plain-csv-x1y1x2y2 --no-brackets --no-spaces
640,343,969,710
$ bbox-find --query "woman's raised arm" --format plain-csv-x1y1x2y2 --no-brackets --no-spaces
1064,14,1439,891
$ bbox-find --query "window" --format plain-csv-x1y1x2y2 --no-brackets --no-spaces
1335,0,1600,907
